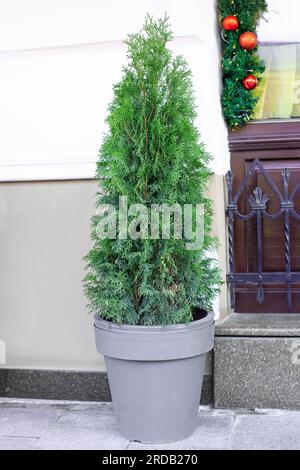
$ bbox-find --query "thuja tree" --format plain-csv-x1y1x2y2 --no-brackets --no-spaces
84,16,221,325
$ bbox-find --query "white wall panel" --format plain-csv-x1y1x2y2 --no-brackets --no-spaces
0,0,229,180
0,0,210,51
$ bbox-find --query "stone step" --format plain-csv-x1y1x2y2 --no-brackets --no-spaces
214,313,300,410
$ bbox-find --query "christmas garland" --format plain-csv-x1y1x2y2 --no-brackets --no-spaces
218,0,268,128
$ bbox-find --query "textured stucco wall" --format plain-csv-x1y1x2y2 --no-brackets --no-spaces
0,180,220,372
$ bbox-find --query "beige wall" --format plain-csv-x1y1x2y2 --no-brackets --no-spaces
209,174,230,321
0,179,224,373
0,180,105,370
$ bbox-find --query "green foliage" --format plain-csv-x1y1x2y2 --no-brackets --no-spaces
218,0,268,128
83,15,222,326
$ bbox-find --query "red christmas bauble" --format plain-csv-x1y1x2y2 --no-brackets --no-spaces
239,31,258,50
222,15,239,31
242,75,258,90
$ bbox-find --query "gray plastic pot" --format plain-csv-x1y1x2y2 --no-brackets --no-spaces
94,312,215,444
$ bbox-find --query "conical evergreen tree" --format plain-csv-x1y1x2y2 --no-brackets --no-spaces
84,15,221,325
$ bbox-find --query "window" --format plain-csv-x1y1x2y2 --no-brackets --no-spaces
254,43,300,119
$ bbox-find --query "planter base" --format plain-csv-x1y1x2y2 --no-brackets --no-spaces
106,355,205,443
94,313,214,443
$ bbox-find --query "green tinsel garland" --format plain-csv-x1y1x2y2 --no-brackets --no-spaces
218,0,268,128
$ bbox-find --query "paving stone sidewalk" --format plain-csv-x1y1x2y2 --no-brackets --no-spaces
0,398,300,450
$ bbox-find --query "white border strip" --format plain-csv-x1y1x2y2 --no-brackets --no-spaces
0,159,97,182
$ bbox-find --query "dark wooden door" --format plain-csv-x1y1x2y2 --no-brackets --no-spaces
229,121,300,313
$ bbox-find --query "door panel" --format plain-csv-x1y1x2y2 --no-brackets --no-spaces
229,122,300,313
